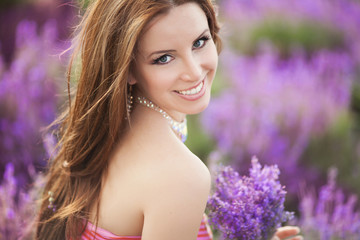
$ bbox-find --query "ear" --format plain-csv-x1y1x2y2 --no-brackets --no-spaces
128,73,137,85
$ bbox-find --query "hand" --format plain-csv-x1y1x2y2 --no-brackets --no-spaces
271,226,303,240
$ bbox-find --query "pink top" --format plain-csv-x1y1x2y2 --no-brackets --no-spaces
81,215,213,240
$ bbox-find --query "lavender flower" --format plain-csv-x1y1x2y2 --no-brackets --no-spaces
202,48,352,193
298,168,360,240
0,163,44,240
0,20,68,187
221,0,360,64
207,157,293,240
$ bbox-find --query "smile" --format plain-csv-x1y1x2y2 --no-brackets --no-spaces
176,81,204,96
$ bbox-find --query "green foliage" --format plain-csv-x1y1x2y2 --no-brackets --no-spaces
350,69,360,128
0,0,26,8
230,19,345,57
78,0,91,9
301,111,360,197
185,114,215,163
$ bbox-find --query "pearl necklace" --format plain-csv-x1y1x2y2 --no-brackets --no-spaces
136,96,188,143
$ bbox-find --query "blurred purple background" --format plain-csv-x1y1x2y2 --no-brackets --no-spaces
1,0,360,239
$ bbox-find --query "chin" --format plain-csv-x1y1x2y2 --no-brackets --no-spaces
186,93,211,115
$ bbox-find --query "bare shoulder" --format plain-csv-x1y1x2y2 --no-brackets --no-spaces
140,135,211,195
106,110,212,239
138,141,211,240
129,116,211,196
138,138,211,203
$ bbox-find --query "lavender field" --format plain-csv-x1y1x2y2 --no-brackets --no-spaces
1,0,360,239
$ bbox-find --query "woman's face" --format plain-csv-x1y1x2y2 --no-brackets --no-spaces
132,2,218,121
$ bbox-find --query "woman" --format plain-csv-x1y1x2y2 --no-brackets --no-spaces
36,0,302,239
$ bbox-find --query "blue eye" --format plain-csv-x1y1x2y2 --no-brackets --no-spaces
193,35,210,49
153,55,172,65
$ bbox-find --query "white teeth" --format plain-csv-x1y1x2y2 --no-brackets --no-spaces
196,84,202,92
178,81,203,95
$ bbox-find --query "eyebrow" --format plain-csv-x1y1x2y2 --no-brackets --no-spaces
146,29,210,60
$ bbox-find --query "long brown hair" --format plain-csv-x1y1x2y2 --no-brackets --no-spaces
35,0,221,239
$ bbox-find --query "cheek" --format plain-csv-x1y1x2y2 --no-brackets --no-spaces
141,67,175,93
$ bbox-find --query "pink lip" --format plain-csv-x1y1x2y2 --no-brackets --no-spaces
173,79,206,101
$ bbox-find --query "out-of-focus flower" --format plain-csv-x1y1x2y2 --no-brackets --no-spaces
0,20,67,187
207,157,293,240
202,48,353,192
0,162,44,240
298,168,360,239
221,0,360,64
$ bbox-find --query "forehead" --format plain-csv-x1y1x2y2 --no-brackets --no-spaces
138,3,209,55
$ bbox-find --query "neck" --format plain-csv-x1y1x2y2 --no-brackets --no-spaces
135,96,188,143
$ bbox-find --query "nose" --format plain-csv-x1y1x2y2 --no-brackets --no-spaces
180,54,202,82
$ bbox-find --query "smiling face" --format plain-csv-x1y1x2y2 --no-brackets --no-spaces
131,2,218,121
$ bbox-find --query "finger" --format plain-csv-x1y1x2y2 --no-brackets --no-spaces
275,226,301,239
271,234,303,240
286,236,303,240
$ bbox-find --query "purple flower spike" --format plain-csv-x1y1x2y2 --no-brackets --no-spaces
202,48,353,194
299,168,360,239
0,19,68,188
207,157,293,240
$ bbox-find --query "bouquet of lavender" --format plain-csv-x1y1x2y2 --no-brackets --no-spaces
207,157,293,240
